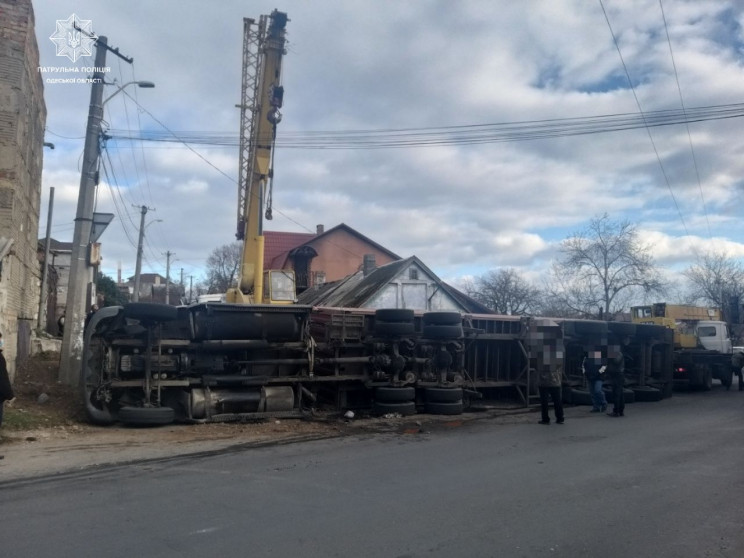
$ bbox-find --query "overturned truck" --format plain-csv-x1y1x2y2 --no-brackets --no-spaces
82,302,674,426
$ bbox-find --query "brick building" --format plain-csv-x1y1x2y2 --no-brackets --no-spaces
0,0,47,377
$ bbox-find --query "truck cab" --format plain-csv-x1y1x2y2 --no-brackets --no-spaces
693,321,732,354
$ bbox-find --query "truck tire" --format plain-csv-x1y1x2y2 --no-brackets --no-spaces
118,406,175,426
718,367,733,390
422,312,462,326
123,303,179,323
374,321,415,337
631,386,662,402
375,386,415,403
569,388,593,406
424,400,464,415
424,387,463,403
372,401,416,417
702,368,713,391
422,325,464,339
375,309,414,323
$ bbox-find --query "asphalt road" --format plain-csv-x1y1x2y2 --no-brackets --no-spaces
2,387,743,558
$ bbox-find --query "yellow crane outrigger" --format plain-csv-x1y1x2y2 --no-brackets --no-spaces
226,10,296,305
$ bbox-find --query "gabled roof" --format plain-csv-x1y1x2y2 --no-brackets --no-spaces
38,238,72,252
264,223,401,269
296,255,493,314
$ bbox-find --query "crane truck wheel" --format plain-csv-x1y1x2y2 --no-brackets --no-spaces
123,302,179,323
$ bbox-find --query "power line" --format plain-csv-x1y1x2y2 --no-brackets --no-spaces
104,102,744,150
598,0,689,237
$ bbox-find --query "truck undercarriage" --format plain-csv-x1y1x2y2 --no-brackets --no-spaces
82,302,676,426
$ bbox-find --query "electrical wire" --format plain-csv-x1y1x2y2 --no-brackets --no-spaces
598,0,689,237
104,101,744,150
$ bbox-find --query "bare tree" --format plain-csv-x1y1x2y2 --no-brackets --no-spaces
204,242,242,294
466,268,542,315
547,214,664,319
684,251,744,321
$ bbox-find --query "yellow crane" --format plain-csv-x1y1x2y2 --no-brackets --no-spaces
226,10,296,304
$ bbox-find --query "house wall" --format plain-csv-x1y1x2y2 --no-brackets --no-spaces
0,0,47,378
306,229,397,284
366,262,463,311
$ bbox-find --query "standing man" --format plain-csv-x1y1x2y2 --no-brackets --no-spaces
538,351,565,425
606,341,627,417
584,350,607,413
0,333,14,427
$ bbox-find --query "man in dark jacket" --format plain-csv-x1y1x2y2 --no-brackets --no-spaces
0,333,14,427
606,342,627,417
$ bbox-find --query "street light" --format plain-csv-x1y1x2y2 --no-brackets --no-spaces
103,80,155,105
59,35,155,385
132,214,162,302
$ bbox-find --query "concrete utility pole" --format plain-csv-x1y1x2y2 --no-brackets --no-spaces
59,39,108,385
37,186,55,330
133,205,148,302
59,32,154,385
132,206,160,302
164,250,175,305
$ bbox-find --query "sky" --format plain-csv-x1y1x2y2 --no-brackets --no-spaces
31,0,744,292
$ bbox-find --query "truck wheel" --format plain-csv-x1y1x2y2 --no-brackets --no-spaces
123,303,179,323
372,401,416,416
424,400,464,415
374,321,415,337
375,386,415,403
720,368,733,390
422,325,464,339
632,386,662,402
422,312,462,326
702,368,713,391
375,309,414,323
569,388,593,406
424,387,463,403
118,406,175,426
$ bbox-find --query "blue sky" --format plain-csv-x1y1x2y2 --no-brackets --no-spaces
31,0,744,292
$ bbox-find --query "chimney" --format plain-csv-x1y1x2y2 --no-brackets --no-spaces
316,224,324,235
363,254,376,276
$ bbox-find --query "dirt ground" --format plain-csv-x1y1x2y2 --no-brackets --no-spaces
0,352,534,482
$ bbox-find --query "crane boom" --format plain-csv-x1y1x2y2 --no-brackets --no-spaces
227,10,294,304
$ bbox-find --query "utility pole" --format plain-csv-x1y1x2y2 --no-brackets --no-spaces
37,186,55,330
133,205,148,302
58,32,154,385
189,275,193,304
59,38,108,385
164,250,175,305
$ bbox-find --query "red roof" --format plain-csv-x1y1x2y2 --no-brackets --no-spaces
264,231,316,268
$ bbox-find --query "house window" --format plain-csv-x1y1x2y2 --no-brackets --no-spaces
409,268,418,280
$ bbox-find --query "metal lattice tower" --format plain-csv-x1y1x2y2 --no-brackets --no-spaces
236,15,267,241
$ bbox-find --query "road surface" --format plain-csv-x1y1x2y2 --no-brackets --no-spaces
2,387,742,557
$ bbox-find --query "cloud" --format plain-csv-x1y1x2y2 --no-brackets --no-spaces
32,0,744,299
